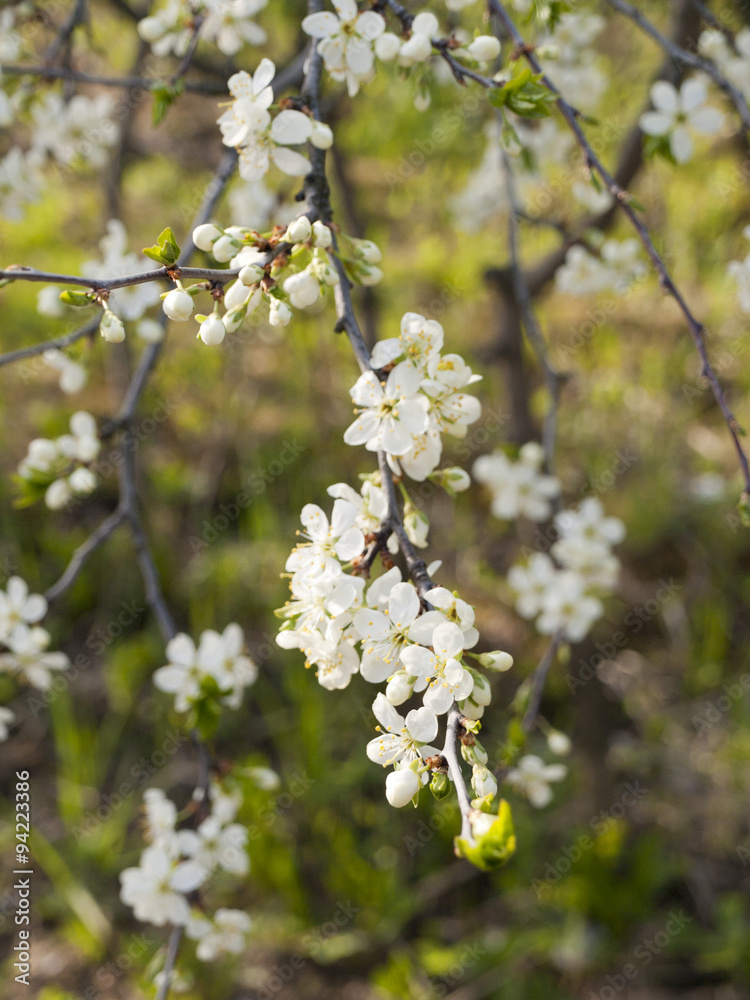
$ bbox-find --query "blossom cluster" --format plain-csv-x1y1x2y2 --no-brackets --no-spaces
0,576,71,738
508,497,625,642
160,217,381,345
153,623,259,713
0,87,119,219
17,411,101,510
302,2,500,103
276,310,515,818
138,0,268,57
346,312,482,481
555,238,645,297
217,60,332,183
473,442,559,522
119,784,252,958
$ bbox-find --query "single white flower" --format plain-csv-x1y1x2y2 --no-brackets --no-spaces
366,692,438,766
286,499,365,580
506,754,567,808
0,576,48,640
302,0,386,97
639,78,723,163
0,625,69,690
119,845,205,926
354,582,444,682
400,621,473,715
343,361,429,456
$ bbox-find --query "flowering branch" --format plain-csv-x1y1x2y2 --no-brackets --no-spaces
604,0,750,134
488,0,750,498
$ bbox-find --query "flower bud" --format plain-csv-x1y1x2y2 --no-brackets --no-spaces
136,318,165,343
352,239,382,263
412,12,439,37
100,309,125,343
27,438,59,470
269,300,292,327
312,221,333,249
472,764,497,799
400,33,432,63
310,121,334,149
404,504,429,549
192,223,223,252
45,478,73,510
69,466,97,495
414,91,431,112
467,35,501,62
163,288,193,322
284,270,320,308
477,650,514,672
357,263,384,286
469,670,492,706
375,32,402,61
430,772,451,800
223,279,252,312
239,264,264,286
547,731,572,756
385,670,414,706
198,314,226,346
385,768,420,808
433,467,471,494
212,235,239,262
138,16,166,43
284,216,312,245
461,740,488,766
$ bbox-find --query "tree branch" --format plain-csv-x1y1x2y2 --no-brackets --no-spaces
488,0,750,496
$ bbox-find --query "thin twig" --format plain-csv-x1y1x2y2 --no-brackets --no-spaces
522,630,564,733
0,314,100,367
45,509,127,602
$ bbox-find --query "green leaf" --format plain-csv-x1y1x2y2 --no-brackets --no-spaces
60,289,95,307
151,80,184,126
454,800,517,871
142,226,181,267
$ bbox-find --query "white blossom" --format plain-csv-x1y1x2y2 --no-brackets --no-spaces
506,754,567,808
639,78,723,163
474,443,560,521
302,0,386,97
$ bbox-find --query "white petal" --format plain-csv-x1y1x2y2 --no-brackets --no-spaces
650,80,678,114
271,147,311,176
301,11,340,38
680,77,707,112
271,109,313,146
252,58,276,95
388,582,420,625
406,706,438,742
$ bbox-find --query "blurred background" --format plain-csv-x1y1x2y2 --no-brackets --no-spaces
1,0,750,997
